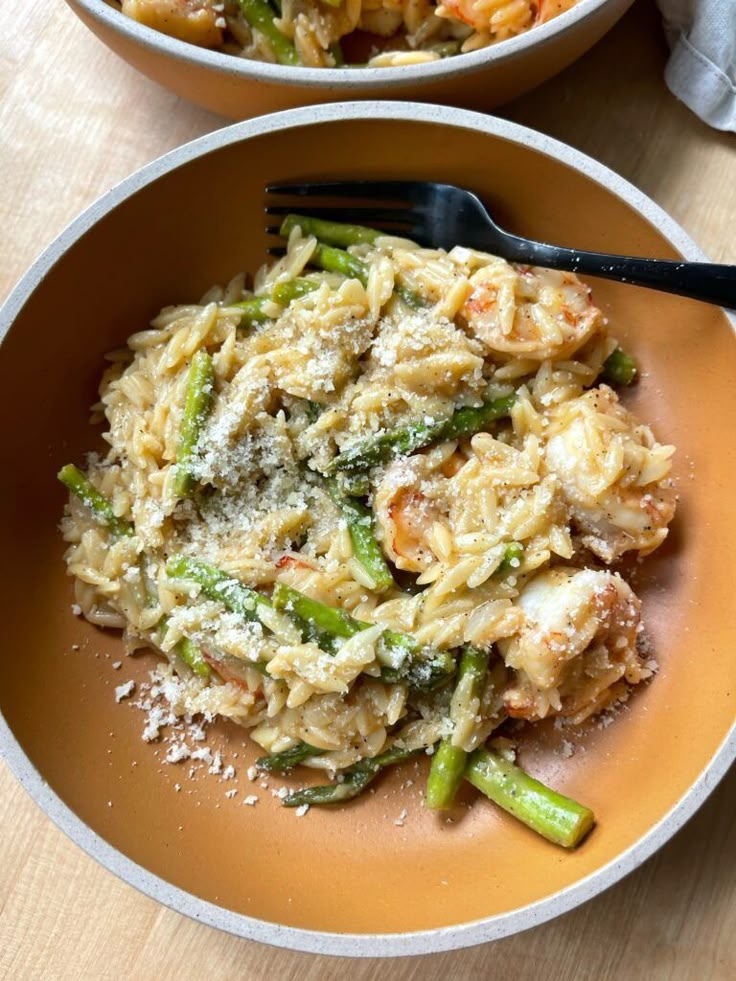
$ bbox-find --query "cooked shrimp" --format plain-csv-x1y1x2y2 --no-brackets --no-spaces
201,649,263,693
536,0,578,24
460,261,603,361
543,385,676,561
435,0,534,33
500,566,642,720
374,456,446,573
121,0,223,47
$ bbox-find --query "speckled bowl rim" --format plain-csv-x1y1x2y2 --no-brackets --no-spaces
69,0,618,90
1,102,734,957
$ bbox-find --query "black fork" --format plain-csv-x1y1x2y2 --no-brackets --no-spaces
266,180,736,309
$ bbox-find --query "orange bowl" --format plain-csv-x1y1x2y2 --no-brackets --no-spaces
1,103,734,955
65,0,634,119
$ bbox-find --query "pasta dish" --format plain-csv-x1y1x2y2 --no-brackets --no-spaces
59,212,676,845
110,0,581,68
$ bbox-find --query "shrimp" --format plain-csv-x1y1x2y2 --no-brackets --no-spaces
536,0,578,24
435,0,534,33
373,455,447,573
500,566,642,721
121,0,223,48
460,261,603,361
201,649,263,694
543,386,676,562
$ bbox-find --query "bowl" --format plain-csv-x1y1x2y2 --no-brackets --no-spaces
65,0,634,119
1,102,735,956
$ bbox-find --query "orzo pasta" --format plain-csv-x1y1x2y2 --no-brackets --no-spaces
58,214,675,844
109,0,582,68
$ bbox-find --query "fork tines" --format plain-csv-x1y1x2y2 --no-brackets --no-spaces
265,180,428,201
265,181,429,241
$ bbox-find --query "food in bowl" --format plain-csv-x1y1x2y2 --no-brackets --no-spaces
110,0,581,68
58,213,675,846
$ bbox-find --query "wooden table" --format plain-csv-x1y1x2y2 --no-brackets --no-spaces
1,1,734,977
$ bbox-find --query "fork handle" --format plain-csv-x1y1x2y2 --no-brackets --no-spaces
505,236,736,309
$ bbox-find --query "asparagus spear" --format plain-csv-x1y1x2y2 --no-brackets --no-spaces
327,393,516,475
234,276,325,327
57,464,133,538
279,216,429,308
426,645,490,810
394,284,428,311
283,745,420,807
311,242,368,284
430,40,461,57
271,583,455,691
280,214,381,249
326,477,394,592
497,541,524,576
270,277,320,305
335,471,370,497
256,741,326,773
173,350,214,499
602,347,638,386
465,748,595,848
273,582,356,642
173,636,211,679
425,741,467,812
235,0,300,66
232,296,275,327
157,615,212,679
165,555,272,622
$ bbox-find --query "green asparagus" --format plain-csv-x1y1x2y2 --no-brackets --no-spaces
174,636,211,679
232,296,273,327
271,583,455,691
270,277,320,305
426,742,467,811
602,347,638,386
326,478,394,592
497,541,524,576
157,616,211,680
311,242,368,284
465,748,595,848
173,350,214,499
327,393,516,474
303,399,322,423
279,217,429,309
233,277,322,326
165,555,271,623
280,214,381,249
273,581,357,643
256,741,326,773
395,284,430,310
335,471,371,497
283,745,420,807
235,0,300,66
430,40,461,57
57,464,133,538
426,645,490,810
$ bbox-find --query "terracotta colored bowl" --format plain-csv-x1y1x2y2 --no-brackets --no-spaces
66,0,634,119
1,103,735,956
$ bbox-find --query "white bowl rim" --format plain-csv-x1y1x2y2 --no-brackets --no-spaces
68,0,622,90
1,101,734,958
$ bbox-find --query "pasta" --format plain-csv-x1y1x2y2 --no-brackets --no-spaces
109,0,581,69
59,218,676,835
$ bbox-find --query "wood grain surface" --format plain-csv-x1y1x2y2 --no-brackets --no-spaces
1,1,734,977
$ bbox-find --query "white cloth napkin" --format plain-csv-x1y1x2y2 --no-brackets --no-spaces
657,0,736,131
